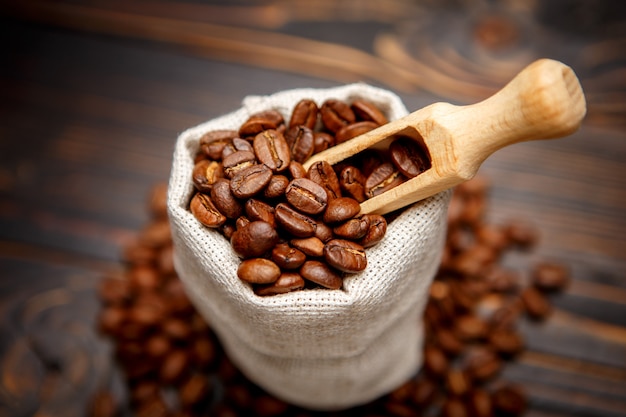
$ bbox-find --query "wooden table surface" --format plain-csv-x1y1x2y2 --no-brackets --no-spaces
1,1,625,416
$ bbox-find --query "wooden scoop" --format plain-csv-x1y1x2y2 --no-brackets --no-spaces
302,59,586,215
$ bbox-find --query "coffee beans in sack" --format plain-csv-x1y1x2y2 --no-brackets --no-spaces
167,83,450,410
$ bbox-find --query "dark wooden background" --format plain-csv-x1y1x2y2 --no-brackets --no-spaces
0,1,625,416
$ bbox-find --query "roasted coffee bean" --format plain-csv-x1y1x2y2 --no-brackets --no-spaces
339,165,367,202
285,125,315,163
288,160,307,179
445,369,470,397
320,99,355,132
210,178,243,219
307,160,342,200
222,150,256,179
235,215,250,230
389,136,431,178
489,303,522,330
239,109,284,137
488,328,524,356
531,262,570,292
291,236,325,257
230,221,279,259
335,121,379,144
521,287,552,319
244,199,276,228
145,334,170,358
423,345,449,378
179,374,211,407
159,349,189,383
222,137,254,159
464,347,502,382
333,215,370,240
491,384,527,417
505,220,539,249
323,239,367,273
190,193,226,228
237,258,281,284
351,99,388,125
289,99,319,129
358,214,387,247
323,196,361,224
412,377,437,408
274,203,317,237
263,175,290,199
365,162,405,198
486,268,520,293
192,160,223,192
313,131,335,153
467,389,493,417
271,243,307,270
199,130,238,160
255,272,306,296
435,328,464,356
476,223,510,252
314,222,334,243
230,164,273,199
285,178,328,215
454,314,488,341
300,260,343,290
254,129,291,172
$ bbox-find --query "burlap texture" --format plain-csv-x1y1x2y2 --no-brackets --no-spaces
167,84,451,410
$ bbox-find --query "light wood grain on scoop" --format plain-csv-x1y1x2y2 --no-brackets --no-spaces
302,59,587,215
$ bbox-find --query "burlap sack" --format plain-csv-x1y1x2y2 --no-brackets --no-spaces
167,83,451,410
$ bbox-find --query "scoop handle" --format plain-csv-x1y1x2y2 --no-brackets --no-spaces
427,58,587,179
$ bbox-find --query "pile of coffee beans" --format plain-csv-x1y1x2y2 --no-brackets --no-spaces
92,177,569,417
188,98,430,294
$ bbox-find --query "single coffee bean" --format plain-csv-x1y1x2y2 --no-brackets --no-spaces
435,328,465,356
179,374,211,407
320,99,355,132
237,258,281,284
423,345,449,378
323,239,367,273
285,125,315,163
300,260,343,290
274,203,317,237
199,130,238,160
222,150,257,179
476,223,510,252
314,222,334,243
412,377,437,408
351,99,388,125
531,262,570,292
489,303,522,330
358,214,387,247
159,349,189,383
339,165,367,202
389,136,431,178
365,162,405,198
221,223,236,240
464,347,502,382
190,193,226,228
445,369,471,397
291,236,325,257
323,196,361,224
210,178,243,219
521,287,552,319
289,99,319,130
222,137,254,159
263,175,290,199
244,199,276,228
505,220,539,249
486,267,520,293
467,389,493,417
238,110,284,137
488,328,524,356
192,160,223,192
333,215,370,240
253,129,291,172
235,215,250,230
454,314,489,341
313,131,335,154
230,221,278,259
288,160,307,179
335,120,378,144
271,243,307,270
230,164,273,199
255,272,306,296
491,384,527,417
307,160,342,200
285,178,328,215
